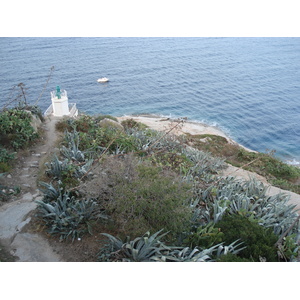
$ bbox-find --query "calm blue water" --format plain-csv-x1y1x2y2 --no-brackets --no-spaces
1,37,300,164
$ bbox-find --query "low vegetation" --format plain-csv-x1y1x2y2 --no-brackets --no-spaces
0,104,43,201
0,104,43,171
33,114,300,262
1,101,299,261
186,133,300,194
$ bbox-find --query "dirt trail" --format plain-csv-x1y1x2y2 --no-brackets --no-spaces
0,115,63,262
222,165,300,212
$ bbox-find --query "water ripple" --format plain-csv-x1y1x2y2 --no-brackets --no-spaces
0,37,300,163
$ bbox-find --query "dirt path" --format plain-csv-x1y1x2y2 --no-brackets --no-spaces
222,165,300,212
0,115,63,262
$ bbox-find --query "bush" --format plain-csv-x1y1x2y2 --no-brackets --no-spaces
216,253,252,262
56,114,119,133
57,116,139,155
0,147,15,163
184,222,224,249
100,156,193,240
0,108,38,150
236,149,300,182
148,150,193,174
0,162,11,173
217,214,278,262
121,118,148,130
0,146,14,172
45,154,93,188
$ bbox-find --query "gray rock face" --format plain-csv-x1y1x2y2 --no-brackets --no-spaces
10,233,61,262
0,201,37,246
99,118,124,131
0,192,63,261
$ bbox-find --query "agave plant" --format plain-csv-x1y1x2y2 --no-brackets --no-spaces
101,229,171,262
182,147,226,177
152,246,214,262
126,127,182,153
152,240,245,262
45,154,69,180
36,191,104,241
45,154,93,180
214,240,246,257
61,130,86,162
100,229,246,262
193,175,300,239
126,128,154,151
38,181,61,203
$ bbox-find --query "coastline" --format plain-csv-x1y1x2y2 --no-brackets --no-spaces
117,114,256,153
117,114,300,212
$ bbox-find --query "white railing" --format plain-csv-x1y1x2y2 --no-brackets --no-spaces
44,104,53,116
50,89,68,99
69,103,78,117
44,103,78,117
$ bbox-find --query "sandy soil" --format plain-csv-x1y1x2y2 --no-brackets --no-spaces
117,115,256,152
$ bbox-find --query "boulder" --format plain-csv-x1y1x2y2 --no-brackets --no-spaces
25,110,42,132
99,118,124,132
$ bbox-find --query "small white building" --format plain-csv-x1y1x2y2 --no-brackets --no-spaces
44,86,78,117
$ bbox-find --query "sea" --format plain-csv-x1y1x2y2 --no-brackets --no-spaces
0,37,299,165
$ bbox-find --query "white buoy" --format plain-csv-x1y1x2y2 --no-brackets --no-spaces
97,77,109,83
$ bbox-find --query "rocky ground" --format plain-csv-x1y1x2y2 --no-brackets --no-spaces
1,115,300,262
0,115,108,262
0,115,63,261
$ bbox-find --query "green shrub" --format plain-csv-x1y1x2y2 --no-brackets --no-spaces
149,150,193,174
45,154,93,188
104,159,193,240
264,157,300,180
217,214,278,262
121,118,148,130
216,253,252,262
62,122,138,155
278,235,299,262
61,130,88,162
0,162,11,173
236,149,300,182
196,176,299,237
55,118,74,132
0,108,38,150
20,104,44,122
0,146,14,172
0,147,15,163
184,222,224,249
73,115,95,133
